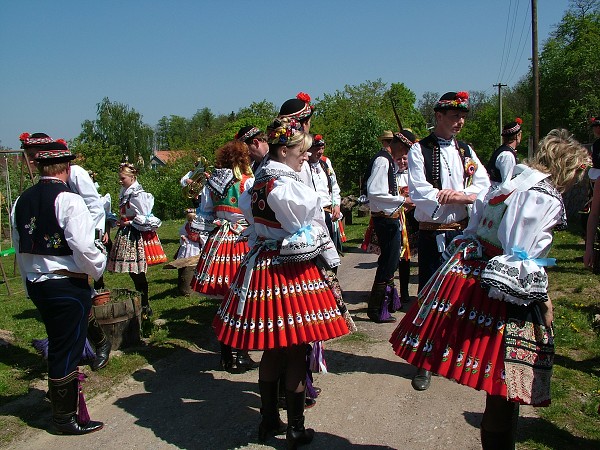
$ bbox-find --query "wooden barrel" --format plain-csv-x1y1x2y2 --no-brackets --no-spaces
93,288,142,350
178,266,196,296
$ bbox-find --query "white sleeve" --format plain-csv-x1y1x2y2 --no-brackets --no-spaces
56,193,106,280
180,171,193,187
268,179,321,234
367,157,404,210
463,147,491,196
68,165,106,233
408,143,440,218
496,152,517,183
327,159,342,206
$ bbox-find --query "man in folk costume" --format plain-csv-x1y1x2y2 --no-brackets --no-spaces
365,130,415,323
12,139,106,434
408,91,490,390
20,132,112,372
307,134,346,256
236,125,270,175
485,118,523,185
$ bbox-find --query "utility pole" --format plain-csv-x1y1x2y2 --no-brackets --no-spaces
494,83,507,145
532,0,539,156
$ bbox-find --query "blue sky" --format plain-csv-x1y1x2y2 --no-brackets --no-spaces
0,0,570,150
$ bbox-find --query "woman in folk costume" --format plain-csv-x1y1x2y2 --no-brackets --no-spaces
213,117,349,447
107,163,166,316
189,140,257,372
175,210,203,260
389,129,589,449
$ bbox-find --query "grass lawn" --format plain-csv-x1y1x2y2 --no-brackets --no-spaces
0,213,599,448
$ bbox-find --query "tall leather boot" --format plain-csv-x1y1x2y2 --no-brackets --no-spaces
87,311,111,371
367,281,396,323
220,343,234,371
236,350,259,372
398,259,411,305
258,380,286,442
48,371,103,435
285,390,314,449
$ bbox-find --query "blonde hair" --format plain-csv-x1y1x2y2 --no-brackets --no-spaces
119,162,138,179
524,128,589,193
186,212,196,222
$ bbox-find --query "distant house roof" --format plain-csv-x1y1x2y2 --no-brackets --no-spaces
149,150,186,169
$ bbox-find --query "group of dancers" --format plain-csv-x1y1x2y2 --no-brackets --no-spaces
12,89,595,449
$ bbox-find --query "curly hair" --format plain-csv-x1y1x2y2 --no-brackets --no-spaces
119,162,138,179
524,128,589,193
214,141,252,179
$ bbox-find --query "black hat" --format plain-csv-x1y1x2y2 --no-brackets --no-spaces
501,118,523,136
34,140,75,165
434,91,470,112
311,134,325,147
19,132,53,149
235,126,261,143
393,130,416,148
278,92,314,122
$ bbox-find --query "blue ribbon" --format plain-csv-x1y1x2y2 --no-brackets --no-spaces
511,247,556,267
288,225,313,245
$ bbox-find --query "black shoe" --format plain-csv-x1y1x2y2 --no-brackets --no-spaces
258,417,287,442
411,369,432,391
91,338,111,371
367,311,397,323
53,415,104,435
220,343,234,371
236,351,259,372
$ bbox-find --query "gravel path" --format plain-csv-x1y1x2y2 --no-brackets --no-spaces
5,248,537,449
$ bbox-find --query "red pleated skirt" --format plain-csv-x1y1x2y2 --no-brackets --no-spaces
141,230,167,266
213,248,350,350
390,249,510,399
190,225,249,297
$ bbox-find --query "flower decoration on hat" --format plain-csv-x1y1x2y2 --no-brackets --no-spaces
267,119,303,146
501,117,523,136
19,132,54,148
313,134,325,147
435,91,470,111
590,116,600,126
279,92,314,121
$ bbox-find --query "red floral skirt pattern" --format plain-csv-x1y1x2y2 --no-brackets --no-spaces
213,248,350,350
142,230,167,265
190,225,249,297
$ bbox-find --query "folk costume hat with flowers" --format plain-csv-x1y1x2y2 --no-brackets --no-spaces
393,130,416,148
312,134,326,148
501,118,523,136
235,126,262,143
434,91,470,112
590,116,600,127
19,132,75,165
278,92,314,123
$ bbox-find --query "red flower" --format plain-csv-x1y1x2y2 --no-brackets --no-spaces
315,134,323,140
296,92,311,103
55,138,68,147
19,132,30,142
591,117,598,124
515,117,523,125
456,91,469,101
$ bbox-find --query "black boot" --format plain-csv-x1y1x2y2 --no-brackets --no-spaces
48,371,103,435
398,259,411,305
236,350,259,372
285,390,314,449
258,380,286,442
220,343,234,371
367,282,396,323
87,312,111,371
480,427,515,450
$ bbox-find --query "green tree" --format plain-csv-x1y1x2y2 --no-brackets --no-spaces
79,97,154,164
538,0,600,141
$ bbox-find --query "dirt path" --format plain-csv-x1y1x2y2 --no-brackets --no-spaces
5,249,537,449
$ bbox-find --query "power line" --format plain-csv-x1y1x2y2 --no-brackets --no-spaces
497,0,514,83
506,1,532,84
500,1,521,83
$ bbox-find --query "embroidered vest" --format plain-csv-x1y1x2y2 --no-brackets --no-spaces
318,157,333,194
363,149,397,195
485,144,518,183
212,174,251,215
251,177,281,229
419,133,472,189
15,179,73,256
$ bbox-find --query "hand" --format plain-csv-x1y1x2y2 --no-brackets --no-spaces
436,190,475,205
403,196,415,210
331,205,341,221
101,232,109,244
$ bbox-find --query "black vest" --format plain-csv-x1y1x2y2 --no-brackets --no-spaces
485,144,518,183
15,179,74,256
363,149,397,195
419,133,472,189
